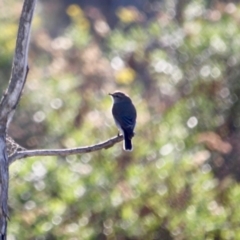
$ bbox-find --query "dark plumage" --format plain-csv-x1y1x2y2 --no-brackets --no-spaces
109,92,137,151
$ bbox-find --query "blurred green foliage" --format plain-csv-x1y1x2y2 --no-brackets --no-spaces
2,0,240,239
0,1,19,92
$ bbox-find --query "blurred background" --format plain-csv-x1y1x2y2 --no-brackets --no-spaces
1,0,240,239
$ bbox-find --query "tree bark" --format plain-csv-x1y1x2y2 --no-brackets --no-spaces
0,0,36,238
0,0,126,237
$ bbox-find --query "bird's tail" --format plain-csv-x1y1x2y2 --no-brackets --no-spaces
123,135,133,151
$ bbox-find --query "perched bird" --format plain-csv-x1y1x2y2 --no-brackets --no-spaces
109,91,137,151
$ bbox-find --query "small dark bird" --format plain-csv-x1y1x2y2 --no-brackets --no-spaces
109,91,137,151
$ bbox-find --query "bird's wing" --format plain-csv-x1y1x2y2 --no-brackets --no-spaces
112,103,136,130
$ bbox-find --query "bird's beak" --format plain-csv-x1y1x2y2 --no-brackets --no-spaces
109,93,113,96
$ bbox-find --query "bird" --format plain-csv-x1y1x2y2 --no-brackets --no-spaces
109,91,137,151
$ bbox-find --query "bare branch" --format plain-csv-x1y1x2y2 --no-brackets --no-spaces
9,135,123,164
0,1,36,126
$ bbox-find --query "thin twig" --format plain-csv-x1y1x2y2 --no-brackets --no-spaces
9,135,123,164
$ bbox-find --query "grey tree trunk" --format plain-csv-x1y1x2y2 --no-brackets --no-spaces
0,0,36,238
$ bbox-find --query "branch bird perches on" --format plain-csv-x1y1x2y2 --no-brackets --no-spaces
7,135,123,164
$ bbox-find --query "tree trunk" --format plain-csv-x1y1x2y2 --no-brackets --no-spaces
0,0,37,237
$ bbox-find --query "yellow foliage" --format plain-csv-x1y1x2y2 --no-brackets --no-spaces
32,15,42,29
1,23,17,39
66,4,83,18
117,7,139,23
115,67,136,84
0,23,17,53
75,18,90,31
66,4,90,31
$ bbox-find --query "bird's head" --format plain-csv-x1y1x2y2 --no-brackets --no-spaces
109,91,131,103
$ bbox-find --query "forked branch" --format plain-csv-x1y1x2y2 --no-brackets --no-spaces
0,0,37,238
